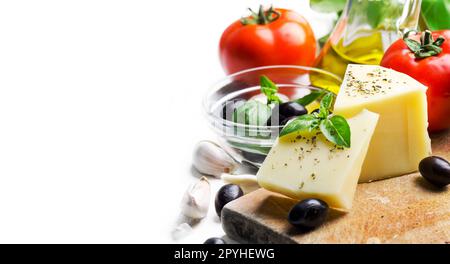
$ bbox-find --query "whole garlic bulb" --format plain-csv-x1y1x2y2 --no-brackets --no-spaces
181,177,211,219
192,141,238,178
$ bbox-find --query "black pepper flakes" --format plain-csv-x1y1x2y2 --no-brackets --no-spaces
299,182,304,189
345,67,394,97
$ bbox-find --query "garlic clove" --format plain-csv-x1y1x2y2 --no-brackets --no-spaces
181,177,211,219
221,173,260,194
171,223,193,240
192,141,239,178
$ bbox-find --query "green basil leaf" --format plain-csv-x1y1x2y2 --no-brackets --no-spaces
279,114,319,138
319,115,351,148
260,75,281,105
295,90,325,106
233,100,272,127
268,94,282,104
260,75,278,92
309,0,346,13
421,0,450,31
319,93,334,118
261,86,278,97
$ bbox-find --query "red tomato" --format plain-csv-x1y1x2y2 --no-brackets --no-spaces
219,7,317,75
381,30,450,132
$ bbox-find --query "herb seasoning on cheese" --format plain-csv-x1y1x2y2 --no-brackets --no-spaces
345,68,395,97
334,64,432,183
257,110,379,211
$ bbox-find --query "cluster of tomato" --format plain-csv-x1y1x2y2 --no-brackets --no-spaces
218,7,450,132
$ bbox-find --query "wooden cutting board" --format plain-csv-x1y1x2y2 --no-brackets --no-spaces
222,131,450,244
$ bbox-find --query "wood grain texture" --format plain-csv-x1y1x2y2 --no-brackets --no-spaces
222,131,450,244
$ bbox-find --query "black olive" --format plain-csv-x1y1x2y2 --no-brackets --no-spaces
265,104,286,126
279,102,308,117
419,156,450,187
288,198,329,229
203,237,226,244
221,99,246,120
215,184,244,217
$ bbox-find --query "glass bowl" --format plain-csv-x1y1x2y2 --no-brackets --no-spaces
203,65,342,167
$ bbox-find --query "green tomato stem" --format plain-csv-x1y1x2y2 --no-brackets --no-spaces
241,5,280,26
403,30,445,59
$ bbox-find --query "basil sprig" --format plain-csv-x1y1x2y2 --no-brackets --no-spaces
233,75,330,129
260,75,282,105
232,75,279,127
295,90,325,106
280,93,351,148
318,92,333,118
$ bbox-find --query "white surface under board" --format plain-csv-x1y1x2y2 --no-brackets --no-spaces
0,0,335,243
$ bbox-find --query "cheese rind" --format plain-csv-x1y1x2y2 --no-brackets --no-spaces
257,110,379,211
334,64,432,182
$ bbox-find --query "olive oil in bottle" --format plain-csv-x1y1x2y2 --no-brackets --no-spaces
310,0,422,93
314,32,384,79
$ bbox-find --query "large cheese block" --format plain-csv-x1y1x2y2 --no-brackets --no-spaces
257,110,379,211
334,64,432,182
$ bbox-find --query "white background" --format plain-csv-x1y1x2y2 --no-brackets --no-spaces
0,0,334,243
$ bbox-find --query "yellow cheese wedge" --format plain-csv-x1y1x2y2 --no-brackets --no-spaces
257,110,379,211
334,64,432,182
